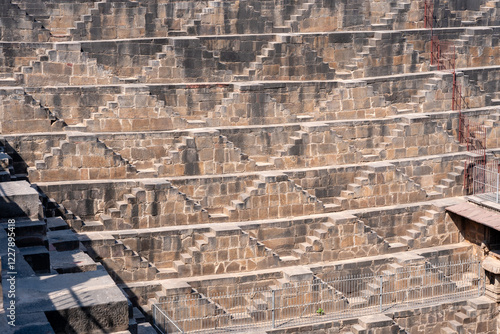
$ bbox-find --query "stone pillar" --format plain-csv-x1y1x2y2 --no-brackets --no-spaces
481,256,500,302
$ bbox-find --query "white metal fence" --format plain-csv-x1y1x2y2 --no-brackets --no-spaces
473,165,500,203
153,259,484,333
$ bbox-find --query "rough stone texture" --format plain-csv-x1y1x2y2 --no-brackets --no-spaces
1,0,500,333
15,266,129,333
0,180,41,219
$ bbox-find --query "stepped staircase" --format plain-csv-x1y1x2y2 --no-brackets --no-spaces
27,132,138,182
173,0,267,36
141,37,232,83
427,165,466,199
231,39,282,81
172,227,280,278
275,0,320,33
440,297,494,334
406,76,443,113
288,223,329,264
288,216,406,265
81,179,204,232
452,0,500,26
208,89,294,127
373,0,412,30
62,0,147,41
64,85,175,132
335,31,418,80
391,209,446,249
0,90,65,133
19,42,114,87
207,172,325,222
206,177,266,223
0,0,50,41
157,134,255,176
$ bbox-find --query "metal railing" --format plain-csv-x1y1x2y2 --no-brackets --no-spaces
153,259,483,333
473,165,500,203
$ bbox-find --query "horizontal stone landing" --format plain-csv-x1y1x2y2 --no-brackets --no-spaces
0,181,41,219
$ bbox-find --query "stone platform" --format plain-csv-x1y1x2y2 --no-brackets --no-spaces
0,181,40,219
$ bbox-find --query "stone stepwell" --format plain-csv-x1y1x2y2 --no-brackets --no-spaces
1,0,500,333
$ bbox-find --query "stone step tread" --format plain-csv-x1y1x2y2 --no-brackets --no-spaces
440,327,457,334
280,255,300,263
324,203,342,212
209,213,229,218
425,209,440,216
454,312,470,323
448,320,463,331
420,216,434,224
81,220,104,231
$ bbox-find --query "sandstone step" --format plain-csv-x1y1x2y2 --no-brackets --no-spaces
208,213,229,222
324,203,342,212
419,216,434,225
180,253,192,264
425,209,440,218
64,124,88,131
454,312,471,324
448,320,463,333
347,296,369,309
361,154,380,162
387,242,407,253
156,268,178,279
426,191,442,200
399,236,414,247
333,197,348,208
0,77,18,86
440,327,457,334
99,214,113,228
413,223,427,232
51,249,97,274
387,263,404,273
354,177,370,186
306,235,321,244
46,217,69,231
279,255,300,266
81,220,104,232
336,71,353,80
299,242,312,252
347,183,362,192
340,190,355,199
358,314,394,329
454,166,465,174
352,324,367,334
406,229,422,239
255,162,274,170
313,229,327,239
47,229,79,251
461,305,476,318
